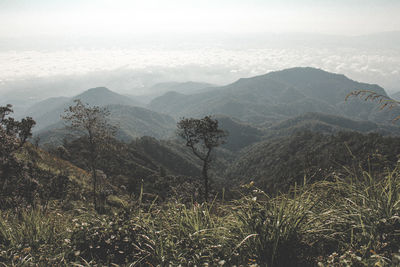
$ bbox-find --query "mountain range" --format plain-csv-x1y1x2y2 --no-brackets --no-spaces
126,81,215,105
19,67,400,154
9,66,400,196
148,67,399,125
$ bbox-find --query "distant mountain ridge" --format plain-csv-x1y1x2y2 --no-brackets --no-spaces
148,67,398,125
390,91,400,101
265,112,400,139
25,87,142,131
26,87,177,145
126,81,215,105
21,68,400,151
148,81,215,95
74,87,142,107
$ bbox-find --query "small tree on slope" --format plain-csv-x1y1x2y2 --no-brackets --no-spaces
177,116,227,202
62,99,116,211
0,104,36,205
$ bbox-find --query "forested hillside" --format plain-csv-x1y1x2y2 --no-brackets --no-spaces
1,68,400,266
226,131,400,193
148,67,400,124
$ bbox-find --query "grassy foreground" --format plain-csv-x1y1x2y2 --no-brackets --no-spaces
0,168,399,266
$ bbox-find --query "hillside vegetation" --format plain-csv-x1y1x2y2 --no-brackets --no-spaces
226,131,400,193
148,67,400,124
1,165,399,266
1,67,400,266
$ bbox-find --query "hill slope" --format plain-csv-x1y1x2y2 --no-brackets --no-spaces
264,112,400,139
148,67,398,125
127,81,215,104
37,104,176,146
58,136,203,198
27,87,141,131
225,131,400,193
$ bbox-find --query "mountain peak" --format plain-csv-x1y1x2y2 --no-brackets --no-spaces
265,67,348,81
76,87,114,97
73,87,140,107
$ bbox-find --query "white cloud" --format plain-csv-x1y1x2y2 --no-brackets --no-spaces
0,43,399,93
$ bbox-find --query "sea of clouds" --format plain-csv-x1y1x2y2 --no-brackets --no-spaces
1,34,399,100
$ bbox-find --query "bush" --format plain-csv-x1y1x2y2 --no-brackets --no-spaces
70,213,155,265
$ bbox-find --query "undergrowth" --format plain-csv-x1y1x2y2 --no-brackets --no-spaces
1,167,399,266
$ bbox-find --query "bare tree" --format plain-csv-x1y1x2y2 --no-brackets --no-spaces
177,116,227,201
62,99,116,211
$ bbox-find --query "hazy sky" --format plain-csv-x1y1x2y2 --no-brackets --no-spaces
1,0,399,37
1,0,399,98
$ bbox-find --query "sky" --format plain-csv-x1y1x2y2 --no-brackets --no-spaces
0,0,399,98
1,0,400,37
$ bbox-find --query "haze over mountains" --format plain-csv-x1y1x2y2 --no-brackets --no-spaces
16,66,400,198
149,67,397,124
1,31,400,108
19,67,400,151
2,1,400,265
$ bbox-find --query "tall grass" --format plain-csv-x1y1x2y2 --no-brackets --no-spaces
318,169,400,266
0,207,72,266
1,167,399,266
233,185,321,266
142,200,238,266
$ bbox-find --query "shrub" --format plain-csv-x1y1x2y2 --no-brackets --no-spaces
70,213,155,265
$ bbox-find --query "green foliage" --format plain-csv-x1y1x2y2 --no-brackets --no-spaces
317,170,400,265
150,202,237,266
62,99,117,211
3,76,400,266
216,115,264,152
0,208,72,265
0,104,37,208
267,112,400,138
70,214,155,265
234,186,319,266
57,136,203,200
149,67,392,124
177,116,228,201
227,131,400,193
0,167,399,265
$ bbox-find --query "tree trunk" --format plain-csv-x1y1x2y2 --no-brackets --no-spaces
92,165,97,211
88,135,98,211
202,160,209,202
